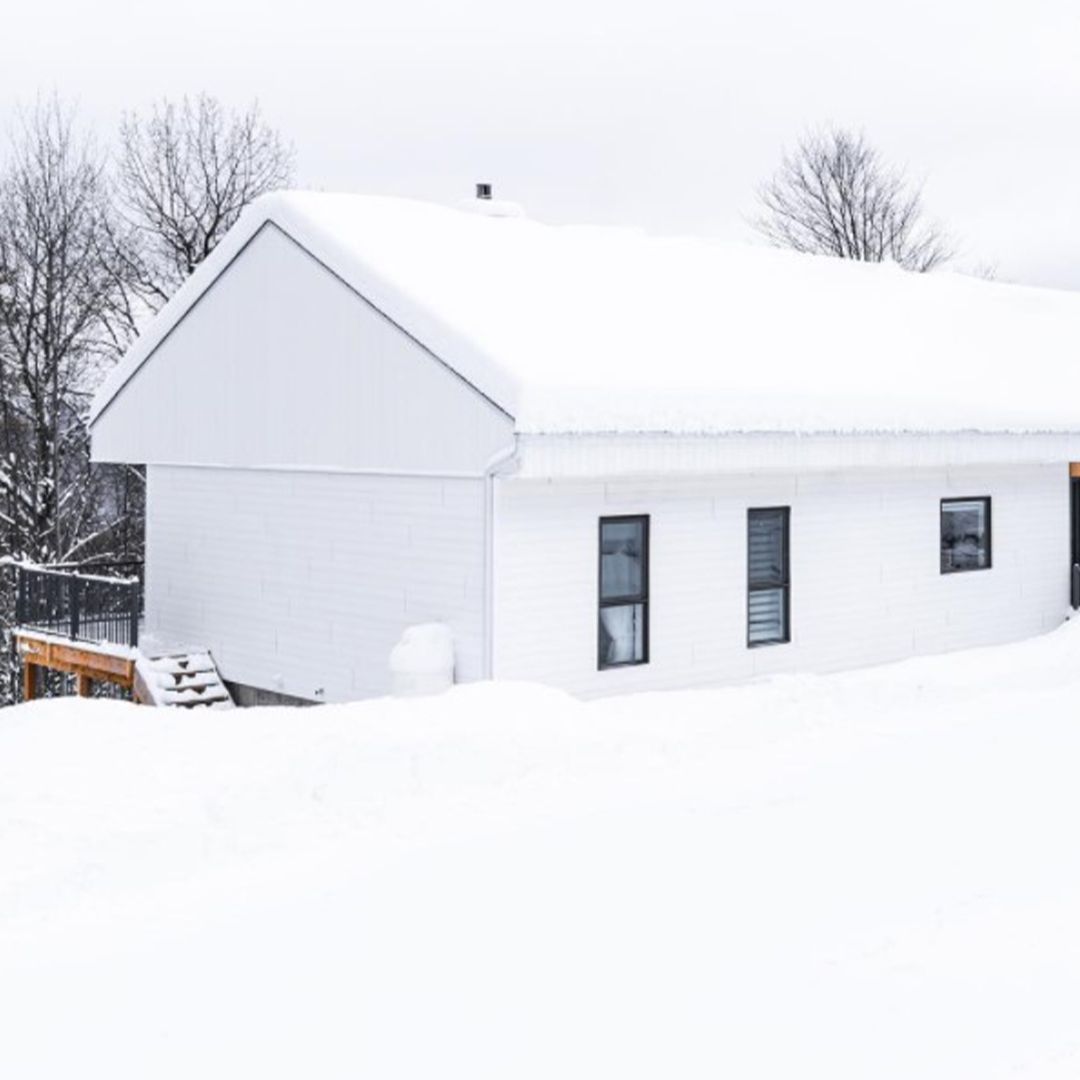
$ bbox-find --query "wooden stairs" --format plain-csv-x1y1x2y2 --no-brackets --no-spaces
13,566,233,708
16,630,234,709
134,652,235,709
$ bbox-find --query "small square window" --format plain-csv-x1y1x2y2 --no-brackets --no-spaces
941,497,991,573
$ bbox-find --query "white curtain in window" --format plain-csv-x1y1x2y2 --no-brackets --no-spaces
600,603,643,664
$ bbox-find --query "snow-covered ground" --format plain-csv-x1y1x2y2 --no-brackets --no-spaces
4,626,1080,1078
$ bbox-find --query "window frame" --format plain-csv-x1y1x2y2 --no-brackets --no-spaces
747,506,791,649
940,496,992,575
597,514,650,670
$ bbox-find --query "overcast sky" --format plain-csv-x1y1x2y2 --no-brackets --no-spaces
5,0,1079,287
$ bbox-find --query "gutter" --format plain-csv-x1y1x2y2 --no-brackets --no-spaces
482,439,520,679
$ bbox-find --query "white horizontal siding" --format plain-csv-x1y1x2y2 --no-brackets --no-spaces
492,464,1070,696
145,466,486,702
92,223,513,474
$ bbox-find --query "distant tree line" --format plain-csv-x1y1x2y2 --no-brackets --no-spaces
0,94,293,704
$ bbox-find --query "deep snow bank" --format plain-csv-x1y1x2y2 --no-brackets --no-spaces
4,623,1080,1078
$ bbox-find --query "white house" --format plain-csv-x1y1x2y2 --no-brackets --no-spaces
89,190,1080,703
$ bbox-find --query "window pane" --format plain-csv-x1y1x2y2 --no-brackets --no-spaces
941,499,989,572
599,603,645,665
748,508,790,648
600,519,645,600
748,510,785,588
748,587,787,645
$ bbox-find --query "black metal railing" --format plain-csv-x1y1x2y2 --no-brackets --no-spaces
15,565,142,648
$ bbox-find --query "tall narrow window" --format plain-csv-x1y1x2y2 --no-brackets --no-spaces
941,497,991,573
748,507,790,647
598,516,649,669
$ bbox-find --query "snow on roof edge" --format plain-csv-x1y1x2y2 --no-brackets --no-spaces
264,195,521,419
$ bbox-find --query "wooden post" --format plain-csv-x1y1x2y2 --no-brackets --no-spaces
76,673,93,698
22,661,36,702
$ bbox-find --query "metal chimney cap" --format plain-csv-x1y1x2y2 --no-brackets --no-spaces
475,182,492,200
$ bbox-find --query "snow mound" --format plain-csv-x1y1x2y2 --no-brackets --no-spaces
5,626,1080,1077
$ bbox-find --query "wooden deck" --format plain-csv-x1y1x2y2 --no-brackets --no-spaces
15,631,137,700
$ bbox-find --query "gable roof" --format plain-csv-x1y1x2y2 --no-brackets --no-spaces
91,191,1080,435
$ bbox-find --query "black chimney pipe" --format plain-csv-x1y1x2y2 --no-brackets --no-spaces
476,182,492,200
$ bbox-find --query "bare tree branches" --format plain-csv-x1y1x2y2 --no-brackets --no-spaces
0,98,133,565
754,128,952,272
0,99,145,702
116,95,294,314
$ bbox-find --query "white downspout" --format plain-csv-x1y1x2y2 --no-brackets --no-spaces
482,439,519,679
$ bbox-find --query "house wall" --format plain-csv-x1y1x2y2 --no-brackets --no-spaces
145,465,487,702
492,463,1070,696
92,223,514,474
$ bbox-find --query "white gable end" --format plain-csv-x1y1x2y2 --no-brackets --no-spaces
91,222,514,475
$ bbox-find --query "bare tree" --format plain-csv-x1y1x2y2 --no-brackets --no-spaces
0,99,143,703
0,99,135,564
115,95,294,315
753,128,952,272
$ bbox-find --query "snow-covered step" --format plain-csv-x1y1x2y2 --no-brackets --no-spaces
155,674,225,693
160,688,232,706
134,649,234,709
146,654,216,676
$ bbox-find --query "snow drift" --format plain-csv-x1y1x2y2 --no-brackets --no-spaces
4,623,1080,1077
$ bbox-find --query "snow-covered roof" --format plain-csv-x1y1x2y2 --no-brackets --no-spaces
91,191,1080,435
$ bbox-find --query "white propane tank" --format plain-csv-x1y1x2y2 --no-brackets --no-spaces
389,623,455,696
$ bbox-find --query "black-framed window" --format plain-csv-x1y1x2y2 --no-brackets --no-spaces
941,497,991,573
748,507,790,647
598,515,649,668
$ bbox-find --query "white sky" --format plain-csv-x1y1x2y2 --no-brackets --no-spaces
6,0,1080,287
